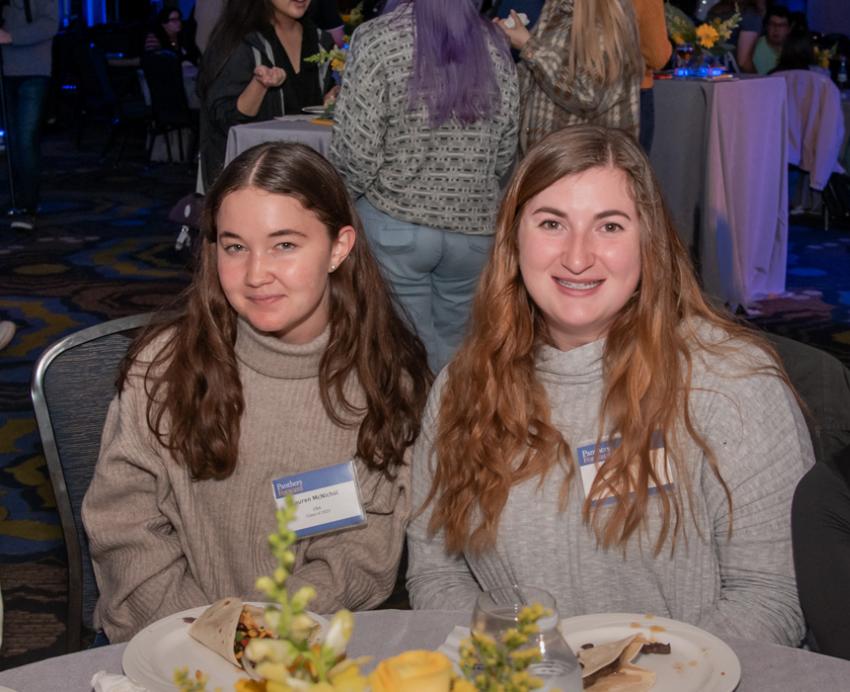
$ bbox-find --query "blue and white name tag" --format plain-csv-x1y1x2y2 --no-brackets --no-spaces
271,460,366,539
576,431,673,504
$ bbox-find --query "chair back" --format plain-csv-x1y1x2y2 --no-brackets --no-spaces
31,314,151,652
73,41,118,113
781,69,845,191
766,333,850,468
141,50,193,127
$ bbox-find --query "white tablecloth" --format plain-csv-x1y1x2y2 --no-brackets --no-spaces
224,116,333,166
2,610,850,691
651,76,789,309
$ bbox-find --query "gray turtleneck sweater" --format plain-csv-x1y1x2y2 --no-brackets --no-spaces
83,321,409,643
407,330,813,646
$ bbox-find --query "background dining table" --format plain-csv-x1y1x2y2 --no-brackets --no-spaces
224,115,334,167
650,75,789,311
2,610,850,691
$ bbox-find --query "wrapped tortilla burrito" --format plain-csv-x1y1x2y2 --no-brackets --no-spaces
188,598,273,669
577,634,657,691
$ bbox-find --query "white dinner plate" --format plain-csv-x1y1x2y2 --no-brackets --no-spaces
122,604,328,692
560,612,741,692
302,105,328,115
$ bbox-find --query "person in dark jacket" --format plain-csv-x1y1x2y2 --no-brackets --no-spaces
198,0,334,191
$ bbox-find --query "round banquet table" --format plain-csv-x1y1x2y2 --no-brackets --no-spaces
2,610,850,691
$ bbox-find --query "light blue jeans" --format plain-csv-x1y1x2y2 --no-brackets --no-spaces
356,198,494,373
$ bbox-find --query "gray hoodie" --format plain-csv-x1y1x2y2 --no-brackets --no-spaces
1,0,59,77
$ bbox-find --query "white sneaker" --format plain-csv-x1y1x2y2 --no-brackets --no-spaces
0,321,15,351
9,214,35,231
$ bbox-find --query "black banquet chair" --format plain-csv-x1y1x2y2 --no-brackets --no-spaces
141,50,198,163
31,313,151,652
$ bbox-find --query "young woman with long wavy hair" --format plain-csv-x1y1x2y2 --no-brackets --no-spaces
83,142,432,643
406,125,813,646
497,0,643,153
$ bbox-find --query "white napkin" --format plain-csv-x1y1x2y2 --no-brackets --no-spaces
503,12,530,29
437,625,471,667
91,671,147,692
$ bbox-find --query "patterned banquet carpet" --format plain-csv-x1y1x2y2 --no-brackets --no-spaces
0,133,194,669
1,131,849,669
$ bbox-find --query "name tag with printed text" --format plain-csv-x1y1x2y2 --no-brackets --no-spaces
576,432,674,505
271,460,366,539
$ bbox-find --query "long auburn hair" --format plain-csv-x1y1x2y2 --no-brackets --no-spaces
427,125,788,555
570,0,643,87
383,0,511,126
120,142,433,480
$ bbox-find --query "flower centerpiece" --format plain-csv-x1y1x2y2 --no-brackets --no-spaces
813,43,838,71
304,43,349,85
304,41,350,118
175,496,557,692
665,2,741,75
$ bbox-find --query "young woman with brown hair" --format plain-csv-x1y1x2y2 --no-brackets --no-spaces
407,125,813,646
83,142,432,643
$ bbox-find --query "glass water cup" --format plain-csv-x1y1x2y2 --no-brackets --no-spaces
471,585,582,691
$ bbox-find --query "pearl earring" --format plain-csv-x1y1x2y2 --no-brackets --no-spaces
330,264,337,272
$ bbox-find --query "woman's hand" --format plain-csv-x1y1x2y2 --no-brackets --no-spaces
253,65,286,89
494,11,531,51
323,85,340,108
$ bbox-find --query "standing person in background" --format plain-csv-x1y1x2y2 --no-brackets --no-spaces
496,0,643,154
0,0,58,231
198,0,336,190
633,0,671,153
330,0,518,373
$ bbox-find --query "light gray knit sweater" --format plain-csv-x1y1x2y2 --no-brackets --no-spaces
407,330,813,646
329,4,519,235
83,321,409,642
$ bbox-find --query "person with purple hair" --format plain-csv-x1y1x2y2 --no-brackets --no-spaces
329,0,519,373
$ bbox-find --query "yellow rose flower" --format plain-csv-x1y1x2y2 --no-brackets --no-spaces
369,651,454,692
696,24,719,50
235,680,267,692
452,680,477,692
328,658,370,692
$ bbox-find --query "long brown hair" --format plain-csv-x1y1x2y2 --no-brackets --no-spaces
570,0,643,87
428,125,787,555
121,142,432,480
